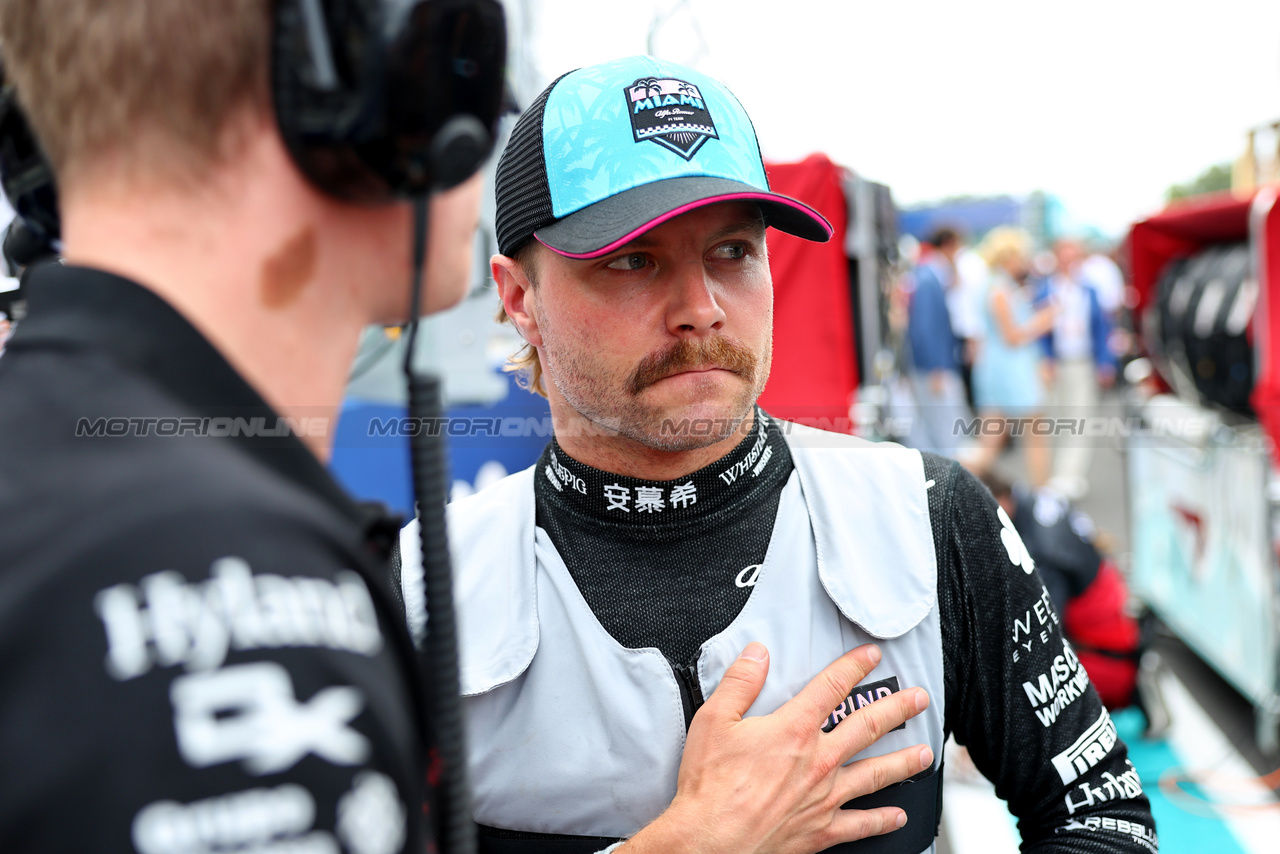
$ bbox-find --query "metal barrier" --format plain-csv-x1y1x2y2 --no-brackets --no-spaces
1127,394,1280,752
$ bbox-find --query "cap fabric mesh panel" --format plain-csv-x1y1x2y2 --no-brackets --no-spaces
494,72,570,257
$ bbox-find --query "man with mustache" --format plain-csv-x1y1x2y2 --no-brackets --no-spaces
401,57,1155,853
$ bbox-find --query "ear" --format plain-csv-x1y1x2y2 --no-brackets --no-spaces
492,253,544,347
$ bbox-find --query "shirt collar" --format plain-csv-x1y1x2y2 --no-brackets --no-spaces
9,263,398,550
924,255,954,287
534,408,792,523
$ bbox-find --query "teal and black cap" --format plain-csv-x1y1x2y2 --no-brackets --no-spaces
494,56,832,259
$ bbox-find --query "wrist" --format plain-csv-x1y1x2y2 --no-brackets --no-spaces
619,797,715,854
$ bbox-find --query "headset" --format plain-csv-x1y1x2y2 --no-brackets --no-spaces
273,0,506,200
0,4,508,854
0,0,507,227
0,63,59,245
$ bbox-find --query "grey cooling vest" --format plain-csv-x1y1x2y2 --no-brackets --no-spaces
409,425,946,854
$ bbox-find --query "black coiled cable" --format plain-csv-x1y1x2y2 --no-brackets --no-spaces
403,197,475,854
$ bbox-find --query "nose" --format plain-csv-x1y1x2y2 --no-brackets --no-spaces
666,262,726,336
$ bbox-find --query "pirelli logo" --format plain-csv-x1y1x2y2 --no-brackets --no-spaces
1051,708,1117,784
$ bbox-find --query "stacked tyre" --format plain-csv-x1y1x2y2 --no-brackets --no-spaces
1147,242,1256,415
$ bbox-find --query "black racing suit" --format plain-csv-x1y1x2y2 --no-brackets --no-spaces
0,266,432,852
527,412,1156,853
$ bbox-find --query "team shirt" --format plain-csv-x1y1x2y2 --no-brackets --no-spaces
0,266,430,853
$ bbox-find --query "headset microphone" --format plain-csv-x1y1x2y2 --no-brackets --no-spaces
274,6,507,854
275,5,507,854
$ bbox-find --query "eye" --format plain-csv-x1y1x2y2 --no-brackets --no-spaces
711,242,750,261
605,252,651,271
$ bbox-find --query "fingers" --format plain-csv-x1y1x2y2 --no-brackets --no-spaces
824,687,931,767
827,806,909,842
834,743,934,805
784,644,883,723
819,745,935,848
701,642,770,720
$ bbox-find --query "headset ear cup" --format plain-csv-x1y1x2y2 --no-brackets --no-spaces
430,115,491,190
0,78,61,244
4,218,55,269
273,0,507,202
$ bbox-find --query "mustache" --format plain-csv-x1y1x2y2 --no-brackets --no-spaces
627,337,758,394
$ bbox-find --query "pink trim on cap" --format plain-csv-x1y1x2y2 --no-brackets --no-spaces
536,192,834,260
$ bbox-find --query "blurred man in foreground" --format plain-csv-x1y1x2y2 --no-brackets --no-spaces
0,1,504,849
402,56,1157,854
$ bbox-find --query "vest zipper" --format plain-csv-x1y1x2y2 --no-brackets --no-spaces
671,660,705,729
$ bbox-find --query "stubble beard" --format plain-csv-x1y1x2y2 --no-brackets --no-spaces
541,325,772,452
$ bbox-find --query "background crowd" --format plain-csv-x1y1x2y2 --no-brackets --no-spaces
899,224,1124,500
897,224,1167,741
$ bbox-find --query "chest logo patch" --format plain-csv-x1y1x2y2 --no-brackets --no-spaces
626,76,718,160
822,676,905,733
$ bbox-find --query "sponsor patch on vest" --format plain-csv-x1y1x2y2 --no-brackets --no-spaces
625,76,718,160
822,676,905,733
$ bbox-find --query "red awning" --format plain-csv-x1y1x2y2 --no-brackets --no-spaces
758,154,857,432
1127,191,1253,322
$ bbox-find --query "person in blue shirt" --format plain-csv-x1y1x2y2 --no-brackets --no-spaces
906,227,973,456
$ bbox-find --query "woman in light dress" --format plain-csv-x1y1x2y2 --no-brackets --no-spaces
968,227,1057,486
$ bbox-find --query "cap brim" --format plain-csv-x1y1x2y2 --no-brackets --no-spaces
533,176,833,259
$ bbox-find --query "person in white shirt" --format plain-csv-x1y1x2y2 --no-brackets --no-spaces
1045,239,1117,499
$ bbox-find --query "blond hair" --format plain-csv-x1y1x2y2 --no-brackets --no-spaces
0,0,272,187
979,226,1032,270
495,240,548,397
